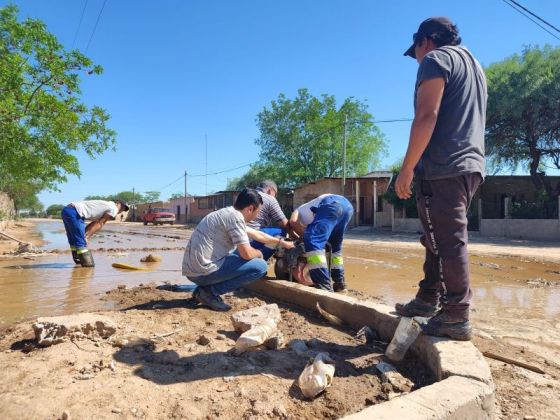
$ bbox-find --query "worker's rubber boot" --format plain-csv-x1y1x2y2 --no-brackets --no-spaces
395,297,439,318
71,248,80,265
77,249,95,267
333,282,347,293
421,311,472,341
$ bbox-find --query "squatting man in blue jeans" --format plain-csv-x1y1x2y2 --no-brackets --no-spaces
182,188,295,312
61,199,129,267
289,194,353,293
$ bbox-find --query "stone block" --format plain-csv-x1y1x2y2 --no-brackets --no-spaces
32,313,117,347
230,303,281,333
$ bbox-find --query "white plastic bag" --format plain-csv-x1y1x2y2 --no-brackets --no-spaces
235,318,277,353
298,352,335,398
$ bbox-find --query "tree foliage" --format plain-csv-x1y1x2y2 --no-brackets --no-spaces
84,190,161,204
0,5,116,195
253,89,386,188
486,45,560,197
46,204,64,216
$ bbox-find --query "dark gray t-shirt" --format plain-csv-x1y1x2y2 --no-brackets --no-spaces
246,189,287,229
414,46,487,180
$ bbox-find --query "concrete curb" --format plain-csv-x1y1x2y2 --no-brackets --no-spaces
247,279,495,419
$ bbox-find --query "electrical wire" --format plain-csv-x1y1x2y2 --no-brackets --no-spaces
506,0,560,34
501,0,560,41
85,0,109,53
71,0,89,49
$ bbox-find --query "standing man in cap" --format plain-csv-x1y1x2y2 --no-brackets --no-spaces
395,17,487,340
61,199,129,267
246,180,293,260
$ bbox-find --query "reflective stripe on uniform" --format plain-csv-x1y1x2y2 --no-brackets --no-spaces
76,248,89,254
331,256,343,269
306,250,328,270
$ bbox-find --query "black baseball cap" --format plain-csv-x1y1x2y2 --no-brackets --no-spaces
116,200,130,212
404,17,458,59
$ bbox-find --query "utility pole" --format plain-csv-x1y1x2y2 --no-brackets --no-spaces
342,113,348,196
185,171,188,224
132,187,136,221
205,134,208,195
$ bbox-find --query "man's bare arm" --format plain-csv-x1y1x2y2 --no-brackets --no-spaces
395,77,445,199
246,227,294,249
237,243,264,260
85,213,113,240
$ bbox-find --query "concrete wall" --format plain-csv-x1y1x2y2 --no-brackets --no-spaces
393,217,423,233
480,219,560,241
168,197,195,224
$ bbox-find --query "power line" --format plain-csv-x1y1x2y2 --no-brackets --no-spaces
85,0,109,53
71,0,89,49
501,0,560,41
190,163,253,177
506,0,560,34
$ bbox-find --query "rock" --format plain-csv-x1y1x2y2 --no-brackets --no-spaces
264,333,285,350
230,304,281,333
32,314,117,347
111,408,122,414
524,416,536,420
140,254,162,262
289,339,309,355
272,404,288,418
216,333,227,341
375,361,413,393
196,335,210,346
117,284,126,290
61,410,71,420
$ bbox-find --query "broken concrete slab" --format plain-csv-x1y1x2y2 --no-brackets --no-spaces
230,303,281,333
343,376,495,420
376,361,413,393
32,313,117,347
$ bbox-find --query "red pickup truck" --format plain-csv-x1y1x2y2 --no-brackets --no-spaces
142,208,176,225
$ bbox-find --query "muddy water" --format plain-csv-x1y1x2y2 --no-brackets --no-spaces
343,244,560,343
0,220,190,325
1,221,559,345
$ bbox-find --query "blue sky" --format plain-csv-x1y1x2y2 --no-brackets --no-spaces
4,1,560,207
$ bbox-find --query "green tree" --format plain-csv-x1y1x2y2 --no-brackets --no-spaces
0,5,116,195
254,89,386,188
84,190,145,204
143,191,161,203
46,203,65,216
168,192,185,200
486,45,560,197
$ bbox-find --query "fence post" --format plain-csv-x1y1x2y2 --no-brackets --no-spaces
504,197,511,219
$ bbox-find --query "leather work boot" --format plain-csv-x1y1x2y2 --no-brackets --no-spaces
333,282,347,293
421,311,472,341
78,249,95,267
193,287,231,312
395,297,439,318
71,249,80,264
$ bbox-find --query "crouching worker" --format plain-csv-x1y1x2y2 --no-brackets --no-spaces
290,194,353,292
61,200,129,267
182,188,294,312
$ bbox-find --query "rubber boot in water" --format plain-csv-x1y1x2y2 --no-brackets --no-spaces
71,247,80,265
78,249,95,267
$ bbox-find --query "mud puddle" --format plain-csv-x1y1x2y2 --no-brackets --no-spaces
343,244,560,344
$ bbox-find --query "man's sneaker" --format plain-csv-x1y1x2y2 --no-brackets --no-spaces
193,287,231,312
333,282,347,293
71,250,80,265
78,249,95,267
421,311,472,341
395,298,439,317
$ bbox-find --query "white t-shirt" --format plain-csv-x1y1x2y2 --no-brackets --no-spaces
295,194,332,226
71,200,118,220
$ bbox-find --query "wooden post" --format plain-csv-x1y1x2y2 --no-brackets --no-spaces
373,180,377,229
355,179,360,227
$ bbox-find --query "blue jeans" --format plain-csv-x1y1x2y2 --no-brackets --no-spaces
61,206,87,250
304,195,353,291
189,253,268,296
250,227,285,261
